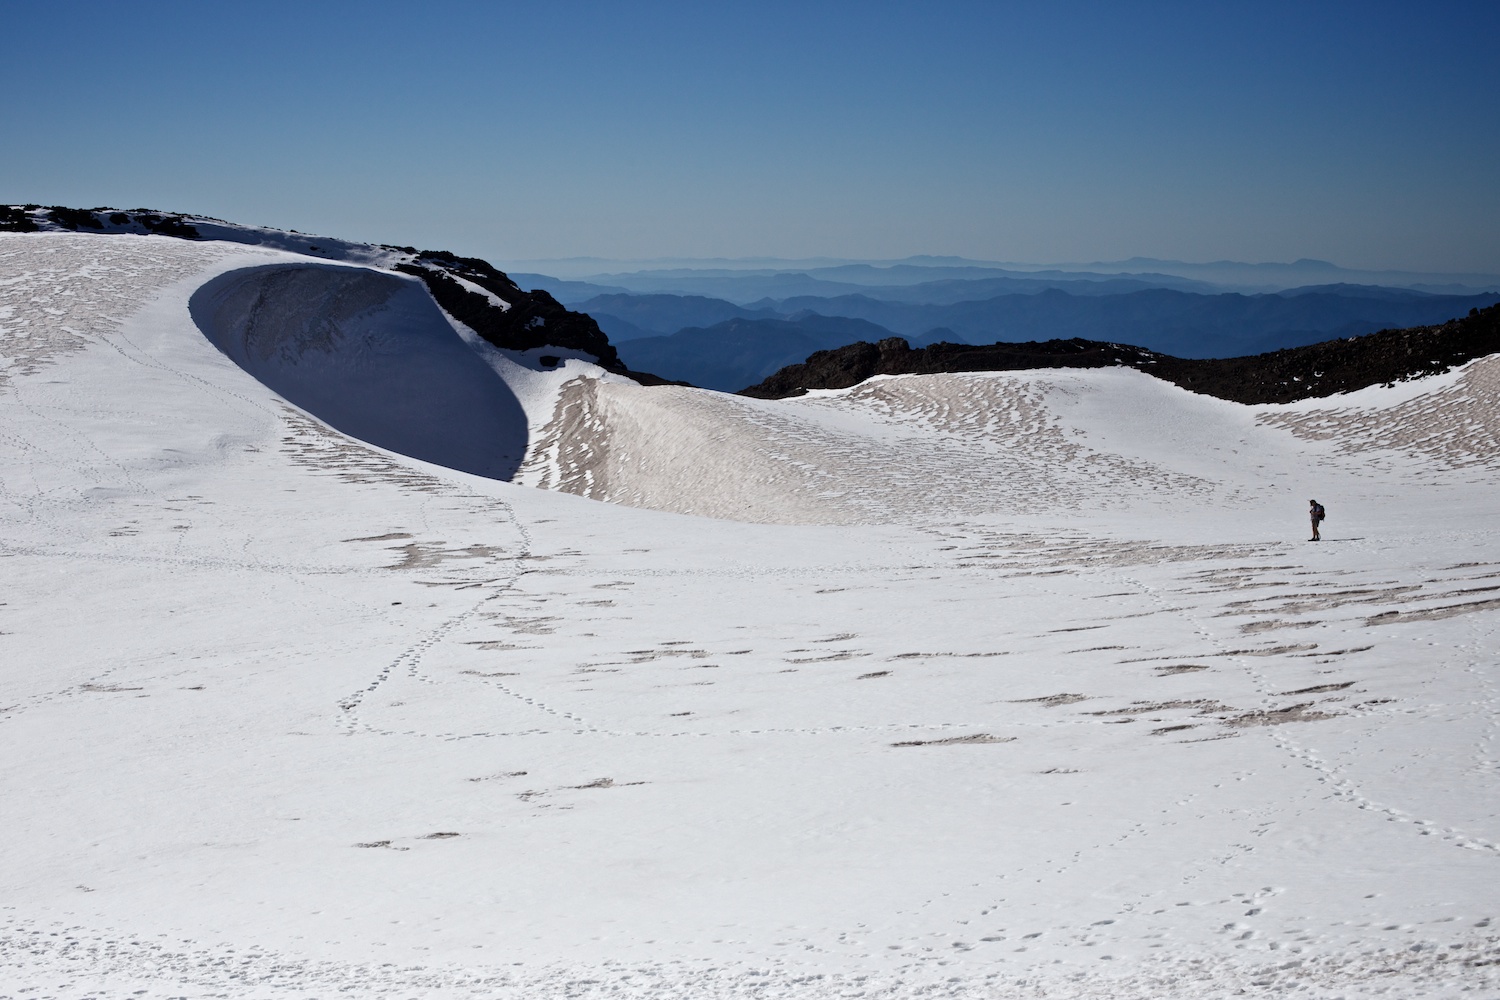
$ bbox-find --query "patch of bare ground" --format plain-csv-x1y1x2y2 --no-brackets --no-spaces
1154,664,1210,675
1366,596,1500,625
1276,682,1356,696
1012,693,1088,707
383,542,510,571
1225,703,1339,727
1086,700,1232,717
786,652,863,663
1239,619,1321,634
892,733,1016,747
1219,586,1422,615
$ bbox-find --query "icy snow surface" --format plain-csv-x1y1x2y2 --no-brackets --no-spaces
2,233,1498,999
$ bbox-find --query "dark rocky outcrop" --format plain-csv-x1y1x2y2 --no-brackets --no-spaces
395,252,680,385
740,303,1500,405
37,206,200,237
396,252,616,364
0,204,41,232
46,206,105,230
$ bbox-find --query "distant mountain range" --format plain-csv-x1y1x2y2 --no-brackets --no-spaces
579,285,1499,392
612,315,897,392
741,302,1500,407
502,255,1500,392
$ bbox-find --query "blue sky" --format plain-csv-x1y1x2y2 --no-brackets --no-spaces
2,1,1497,271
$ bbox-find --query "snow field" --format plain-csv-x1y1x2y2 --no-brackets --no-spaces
1,234,1497,998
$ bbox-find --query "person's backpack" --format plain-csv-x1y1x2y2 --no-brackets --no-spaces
1312,503,1326,521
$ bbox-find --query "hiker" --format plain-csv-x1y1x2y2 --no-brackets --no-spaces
1309,499,1326,541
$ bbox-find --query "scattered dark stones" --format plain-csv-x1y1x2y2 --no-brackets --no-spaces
739,303,1500,405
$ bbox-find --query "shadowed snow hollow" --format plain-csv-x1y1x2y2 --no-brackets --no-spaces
191,263,528,480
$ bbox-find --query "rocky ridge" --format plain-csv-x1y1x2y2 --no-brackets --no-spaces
740,303,1500,404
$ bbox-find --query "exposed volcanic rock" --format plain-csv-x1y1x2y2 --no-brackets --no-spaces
8,206,203,238
741,303,1500,404
390,252,674,383
396,255,681,383
0,205,40,232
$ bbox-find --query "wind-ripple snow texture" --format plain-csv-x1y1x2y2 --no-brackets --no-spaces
3,918,1496,1000
191,263,528,481
521,373,1209,525
0,233,249,388
1259,355,1500,470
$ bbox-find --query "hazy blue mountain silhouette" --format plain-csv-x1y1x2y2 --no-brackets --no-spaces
615,316,896,391
759,288,1500,357
604,286,1499,391
508,273,629,305
579,293,780,341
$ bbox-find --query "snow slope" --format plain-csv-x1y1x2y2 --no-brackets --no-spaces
2,232,1498,999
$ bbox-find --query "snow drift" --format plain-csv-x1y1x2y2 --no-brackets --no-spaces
190,262,528,480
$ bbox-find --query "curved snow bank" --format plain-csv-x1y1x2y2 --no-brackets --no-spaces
191,263,527,480
1259,353,1500,468
520,359,1500,524
520,370,1234,523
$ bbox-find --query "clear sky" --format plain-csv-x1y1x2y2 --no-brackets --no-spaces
2,1,1497,272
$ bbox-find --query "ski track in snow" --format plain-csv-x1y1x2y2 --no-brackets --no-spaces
2,234,1498,998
